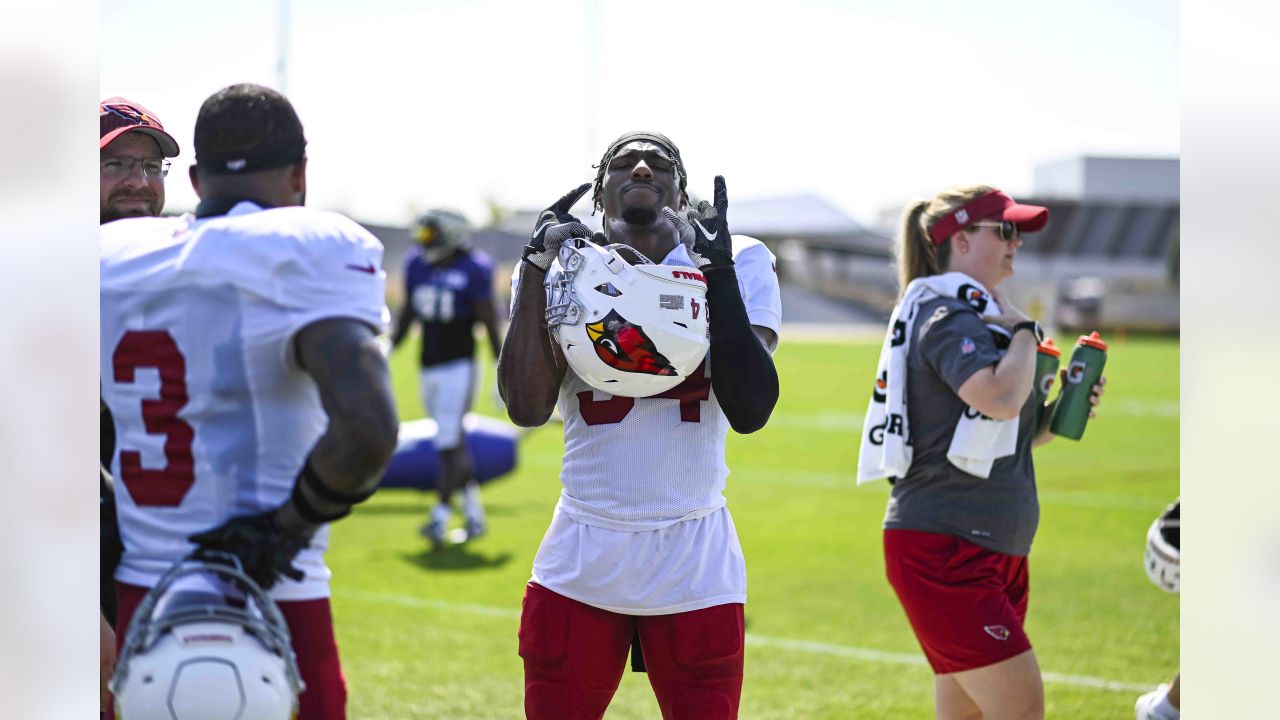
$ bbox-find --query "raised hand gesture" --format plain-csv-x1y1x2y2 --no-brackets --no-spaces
661,175,733,269
524,182,594,272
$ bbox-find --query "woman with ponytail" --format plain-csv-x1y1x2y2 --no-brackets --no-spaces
858,185,1106,719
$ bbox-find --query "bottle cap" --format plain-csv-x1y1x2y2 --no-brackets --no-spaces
1037,337,1061,357
1077,331,1108,351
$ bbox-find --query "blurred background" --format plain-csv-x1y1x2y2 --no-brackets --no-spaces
102,0,1179,335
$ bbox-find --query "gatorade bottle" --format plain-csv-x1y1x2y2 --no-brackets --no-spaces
1050,331,1108,440
1033,338,1061,435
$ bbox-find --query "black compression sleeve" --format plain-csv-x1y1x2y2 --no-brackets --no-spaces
703,265,778,434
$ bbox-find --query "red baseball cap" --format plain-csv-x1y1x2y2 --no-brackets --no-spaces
928,189,1048,245
100,97,180,157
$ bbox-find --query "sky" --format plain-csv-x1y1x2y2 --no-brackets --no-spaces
101,0,1178,228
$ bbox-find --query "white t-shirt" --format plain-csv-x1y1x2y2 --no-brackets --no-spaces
100,201,388,601
515,237,782,614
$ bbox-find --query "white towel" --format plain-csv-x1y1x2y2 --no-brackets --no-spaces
856,272,1017,484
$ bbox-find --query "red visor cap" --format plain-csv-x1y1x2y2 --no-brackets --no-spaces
928,190,1048,245
100,97,180,157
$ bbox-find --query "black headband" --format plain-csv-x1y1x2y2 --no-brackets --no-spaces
196,138,307,175
602,131,686,189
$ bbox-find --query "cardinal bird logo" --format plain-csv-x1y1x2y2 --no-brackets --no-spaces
585,309,677,376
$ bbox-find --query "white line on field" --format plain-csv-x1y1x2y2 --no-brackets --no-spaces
335,589,1153,693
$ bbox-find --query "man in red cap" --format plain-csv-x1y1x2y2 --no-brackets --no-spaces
99,96,180,712
99,97,180,224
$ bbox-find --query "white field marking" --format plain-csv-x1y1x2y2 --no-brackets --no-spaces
336,589,1155,693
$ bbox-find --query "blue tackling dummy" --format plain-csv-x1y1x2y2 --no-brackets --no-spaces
379,415,518,490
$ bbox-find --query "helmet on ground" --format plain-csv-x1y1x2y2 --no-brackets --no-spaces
111,551,303,719
412,208,469,263
545,239,709,397
1144,499,1179,594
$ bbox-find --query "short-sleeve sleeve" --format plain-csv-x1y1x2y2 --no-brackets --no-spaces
731,236,782,339
916,301,1002,394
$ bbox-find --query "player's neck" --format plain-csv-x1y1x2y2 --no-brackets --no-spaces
604,216,677,264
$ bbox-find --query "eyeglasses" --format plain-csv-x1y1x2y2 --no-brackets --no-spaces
101,156,171,179
971,220,1019,241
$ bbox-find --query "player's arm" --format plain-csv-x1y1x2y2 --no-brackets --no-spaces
190,318,399,589
474,295,503,362
389,274,415,351
955,294,1038,420
662,177,779,434
498,262,566,427
289,317,399,503
497,183,592,427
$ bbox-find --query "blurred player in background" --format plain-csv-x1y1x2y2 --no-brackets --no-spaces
499,132,780,719
98,95,181,710
100,83,398,719
390,208,503,549
1136,499,1180,720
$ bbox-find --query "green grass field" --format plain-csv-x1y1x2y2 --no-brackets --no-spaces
327,333,1179,718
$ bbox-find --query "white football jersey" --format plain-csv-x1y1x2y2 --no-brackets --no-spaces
553,237,781,531
100,201,387,601
517,236,781,613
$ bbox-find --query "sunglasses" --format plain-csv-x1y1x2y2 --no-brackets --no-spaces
971,220,1019,241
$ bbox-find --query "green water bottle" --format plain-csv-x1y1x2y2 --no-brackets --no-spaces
1050,331,1108,440
1032,338,1061,435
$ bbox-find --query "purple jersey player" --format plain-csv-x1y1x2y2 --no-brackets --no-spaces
390,209,503,548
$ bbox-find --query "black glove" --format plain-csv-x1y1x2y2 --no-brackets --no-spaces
524,182,594,272
661,175,733,269
188,509,313,590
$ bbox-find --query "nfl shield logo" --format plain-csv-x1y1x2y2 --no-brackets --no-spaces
961,337,976,354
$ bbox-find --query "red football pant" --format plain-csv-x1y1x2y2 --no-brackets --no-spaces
111,581,348,720
519,582,745,720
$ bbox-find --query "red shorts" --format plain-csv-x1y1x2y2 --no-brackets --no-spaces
110,581,347,720
884,529,1032,674
519,582,744,720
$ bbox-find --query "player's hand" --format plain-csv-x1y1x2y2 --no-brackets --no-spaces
188,509,313,590
662,175,733,269
524,183,594,272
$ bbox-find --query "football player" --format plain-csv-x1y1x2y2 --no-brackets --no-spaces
100,84,398,720
390,209,503,548
98,96,180,710
498,131,780,719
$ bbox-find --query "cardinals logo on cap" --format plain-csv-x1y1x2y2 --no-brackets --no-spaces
585,309,677,376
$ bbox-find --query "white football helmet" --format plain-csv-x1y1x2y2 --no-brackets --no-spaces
112,553,303,720
1144,499,1179,594
545,239,710,397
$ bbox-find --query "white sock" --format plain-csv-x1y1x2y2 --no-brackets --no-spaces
432,502,452,526
463,481,484,520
